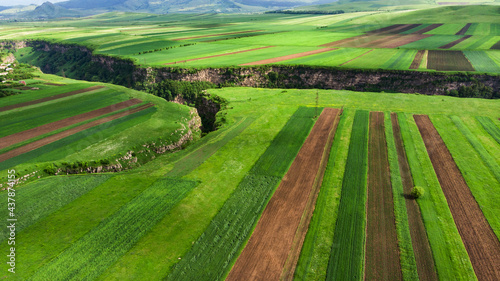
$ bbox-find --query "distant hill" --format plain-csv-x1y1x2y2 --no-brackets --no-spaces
26,2,83,19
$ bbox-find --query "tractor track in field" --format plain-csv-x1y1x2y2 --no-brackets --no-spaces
391,113,438,281
0,99,143,150
0,85,105,112
365,112,402,281
414,114,500,281
0,103,153,162
226,108,340,281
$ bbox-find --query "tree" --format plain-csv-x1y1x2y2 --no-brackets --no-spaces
410,186,425,199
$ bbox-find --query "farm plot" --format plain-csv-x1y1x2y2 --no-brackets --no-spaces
170,30,263,41
0,103,153,165
365,112,402,281
240,48,336,66
414,115,500,281
456,23,473,35
427,50,475,71
410,24,444,34
227,108,340,281
275,48,369,67
476,116,500,145
326,110,369,281
101,40,180,56
164,46,275,65
427,23,468,35
0,98,143,150
390,113,438,281
342,49,399,69
166,107,317,281
0,175,111,242
491,40,500,50
439,35,473,49
0,85,105,112
381,49,418,70
410,50,426,69
30,177,197,281
400,35,464,49
463,51,500,73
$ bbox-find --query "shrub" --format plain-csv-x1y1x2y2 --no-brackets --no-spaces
410,186,425,199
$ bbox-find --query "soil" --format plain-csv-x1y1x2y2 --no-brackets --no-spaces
378,34,433,48
0,103,153,162
171,30,263,41
439,35,472,49
410,50,426,69
456,23,472,35
412,24,443,34
0,85,105,112
391,113,438,281
414,114,500,281
240,48,337,66
226,108,340,281
0,99,143,150
164,46,275,65
365,112,403,281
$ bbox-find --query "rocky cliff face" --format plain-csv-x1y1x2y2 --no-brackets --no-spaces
7,39,500,98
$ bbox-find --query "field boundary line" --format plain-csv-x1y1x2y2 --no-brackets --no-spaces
171,29,263,41
240,48,337,66
339,49,374,66
164,46,275,65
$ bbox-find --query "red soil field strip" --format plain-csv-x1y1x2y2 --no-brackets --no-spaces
0,99,143,150
439,35,472,49
0,103,153,162
378,34,433,48
319,34,382,48
340,49,374,66
410,50,426,69
239,48,337,65
412,24,443,34
226,108,341,281
0,85,105,112
164,46,275,65
356,33,402,48
171,30,263,41
365,112,403,281
368,24,421,35
414,115,500,281
367,24,406,34
391,113,438,281
456,23,472,35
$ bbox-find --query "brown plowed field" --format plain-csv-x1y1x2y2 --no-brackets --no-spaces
226,108,340,281
414,114,500,281
456,23,472,35
439,35,472,49
378,34,433,48
0,99,143,150
171,30,263,41
391,113,438,281
0,103,153,162
367,24,407,34
490,40,500,50
427,50,475,71
240,48,336,65
340,49,374,66
365,112,402,281
0,85,105,112
412,24,443,34
164,46,275,65
410,50,426,69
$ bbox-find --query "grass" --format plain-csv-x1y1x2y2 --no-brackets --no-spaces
400,35,464,49
463,50,500,73
397,113,477,281
294,108,354,281
29,177,197,281
166,107,316,281
275,48,369,67
476,116,500,145
0,175,111,242
326,110,369,281
381,49,418,70
384,112,419,280
343,49,399,69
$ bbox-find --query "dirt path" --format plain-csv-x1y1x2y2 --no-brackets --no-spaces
410,50,426,69
0,99,143,150
439,35,472,49
240,48,337,65
226,108,340,281
172,30,263,41
340,49,374,66
0,85,105,112
365,112,402,281
391,113,438,281
0,103,153,162
456,23,472,35
164,46,275,65
414,114,500,281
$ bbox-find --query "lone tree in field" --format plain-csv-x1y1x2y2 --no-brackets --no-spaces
410,186,425,199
